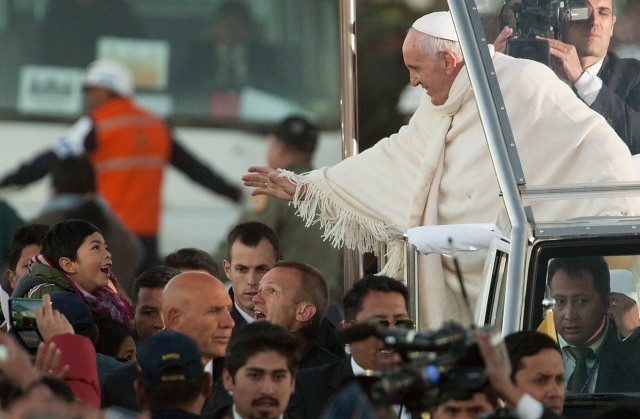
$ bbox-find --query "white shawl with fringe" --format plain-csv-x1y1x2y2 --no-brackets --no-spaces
280,51,640,328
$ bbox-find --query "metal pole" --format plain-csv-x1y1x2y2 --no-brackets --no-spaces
447,0,529,333
340,0,363,294
404,237,421,329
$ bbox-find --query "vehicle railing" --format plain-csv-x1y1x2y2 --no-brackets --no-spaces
449,0,528,334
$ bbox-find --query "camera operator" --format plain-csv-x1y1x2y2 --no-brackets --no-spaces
497,0,640,155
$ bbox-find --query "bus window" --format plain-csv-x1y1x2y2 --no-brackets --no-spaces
0,0,340,126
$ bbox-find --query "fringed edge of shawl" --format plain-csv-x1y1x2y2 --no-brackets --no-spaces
278,169,406,279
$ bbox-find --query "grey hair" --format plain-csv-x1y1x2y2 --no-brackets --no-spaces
414,30,463,61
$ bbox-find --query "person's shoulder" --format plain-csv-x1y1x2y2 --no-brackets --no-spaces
26,282,69,299
606,51,640,66
297,356,347,381
605,51,640,77
493,51,554,75
300,344,342,370
103,361,138,384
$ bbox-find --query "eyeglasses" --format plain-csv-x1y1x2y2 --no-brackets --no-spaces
369,318,415,330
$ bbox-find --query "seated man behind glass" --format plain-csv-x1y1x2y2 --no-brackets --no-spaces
547,256,640,393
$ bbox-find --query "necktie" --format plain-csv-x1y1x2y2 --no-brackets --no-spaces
566,346,593,392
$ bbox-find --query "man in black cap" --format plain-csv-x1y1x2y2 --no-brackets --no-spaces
135,330,211,418
215,115,344,305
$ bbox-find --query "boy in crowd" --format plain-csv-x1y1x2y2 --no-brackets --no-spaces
11,219,132,325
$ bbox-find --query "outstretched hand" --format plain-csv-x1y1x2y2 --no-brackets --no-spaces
475,328,524,407
242,166,300,202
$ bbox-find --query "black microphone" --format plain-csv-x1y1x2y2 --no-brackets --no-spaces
377,322,468,352
337,321,468,352
337,323,379,344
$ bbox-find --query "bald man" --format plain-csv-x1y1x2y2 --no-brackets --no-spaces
101,271,235,416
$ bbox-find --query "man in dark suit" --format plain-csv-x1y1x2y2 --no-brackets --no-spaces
101,271,235,416
221,222,281,327
548,256,640,393
221,221,344,359
286,274,414,419
252,261,342,370
497,0,640,153
544,0,640,154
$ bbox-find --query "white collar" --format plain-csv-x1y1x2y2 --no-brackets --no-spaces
232,404,283,419
584,57,605,77
235,302,255,324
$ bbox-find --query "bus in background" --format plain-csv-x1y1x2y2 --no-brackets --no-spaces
0,0,343,255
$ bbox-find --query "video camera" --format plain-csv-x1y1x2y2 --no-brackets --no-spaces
500,0,592,64
338,321,487,414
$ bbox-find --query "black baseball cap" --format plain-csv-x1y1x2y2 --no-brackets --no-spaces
272,115,318,153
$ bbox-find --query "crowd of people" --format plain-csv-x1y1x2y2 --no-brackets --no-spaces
2,219,639,418
1,0,640,417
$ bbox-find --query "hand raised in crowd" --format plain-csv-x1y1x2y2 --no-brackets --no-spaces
35,294,74,342
539,37,584,84
242,166,300,201
607,292,640,339
493,26,514,54
34,340,69,379
0,333,41,390
474,328,524,407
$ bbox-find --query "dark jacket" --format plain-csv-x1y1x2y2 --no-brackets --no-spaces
286,356,354,419
591,51,640,155
297,325,342,370
151,408,203,419
593,323,640,392
229,288,250,327
12,263,74,298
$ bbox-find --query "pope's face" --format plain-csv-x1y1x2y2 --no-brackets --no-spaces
402,29,457,106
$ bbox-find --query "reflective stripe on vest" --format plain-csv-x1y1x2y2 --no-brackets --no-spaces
94,114,162,133
93,156,166,173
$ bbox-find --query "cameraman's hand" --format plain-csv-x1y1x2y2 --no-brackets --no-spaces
494,26,514,53
35,294,74,342
540,37,584,84
475,329,524,407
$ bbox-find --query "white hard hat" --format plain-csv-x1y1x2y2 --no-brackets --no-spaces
82,59,134,97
